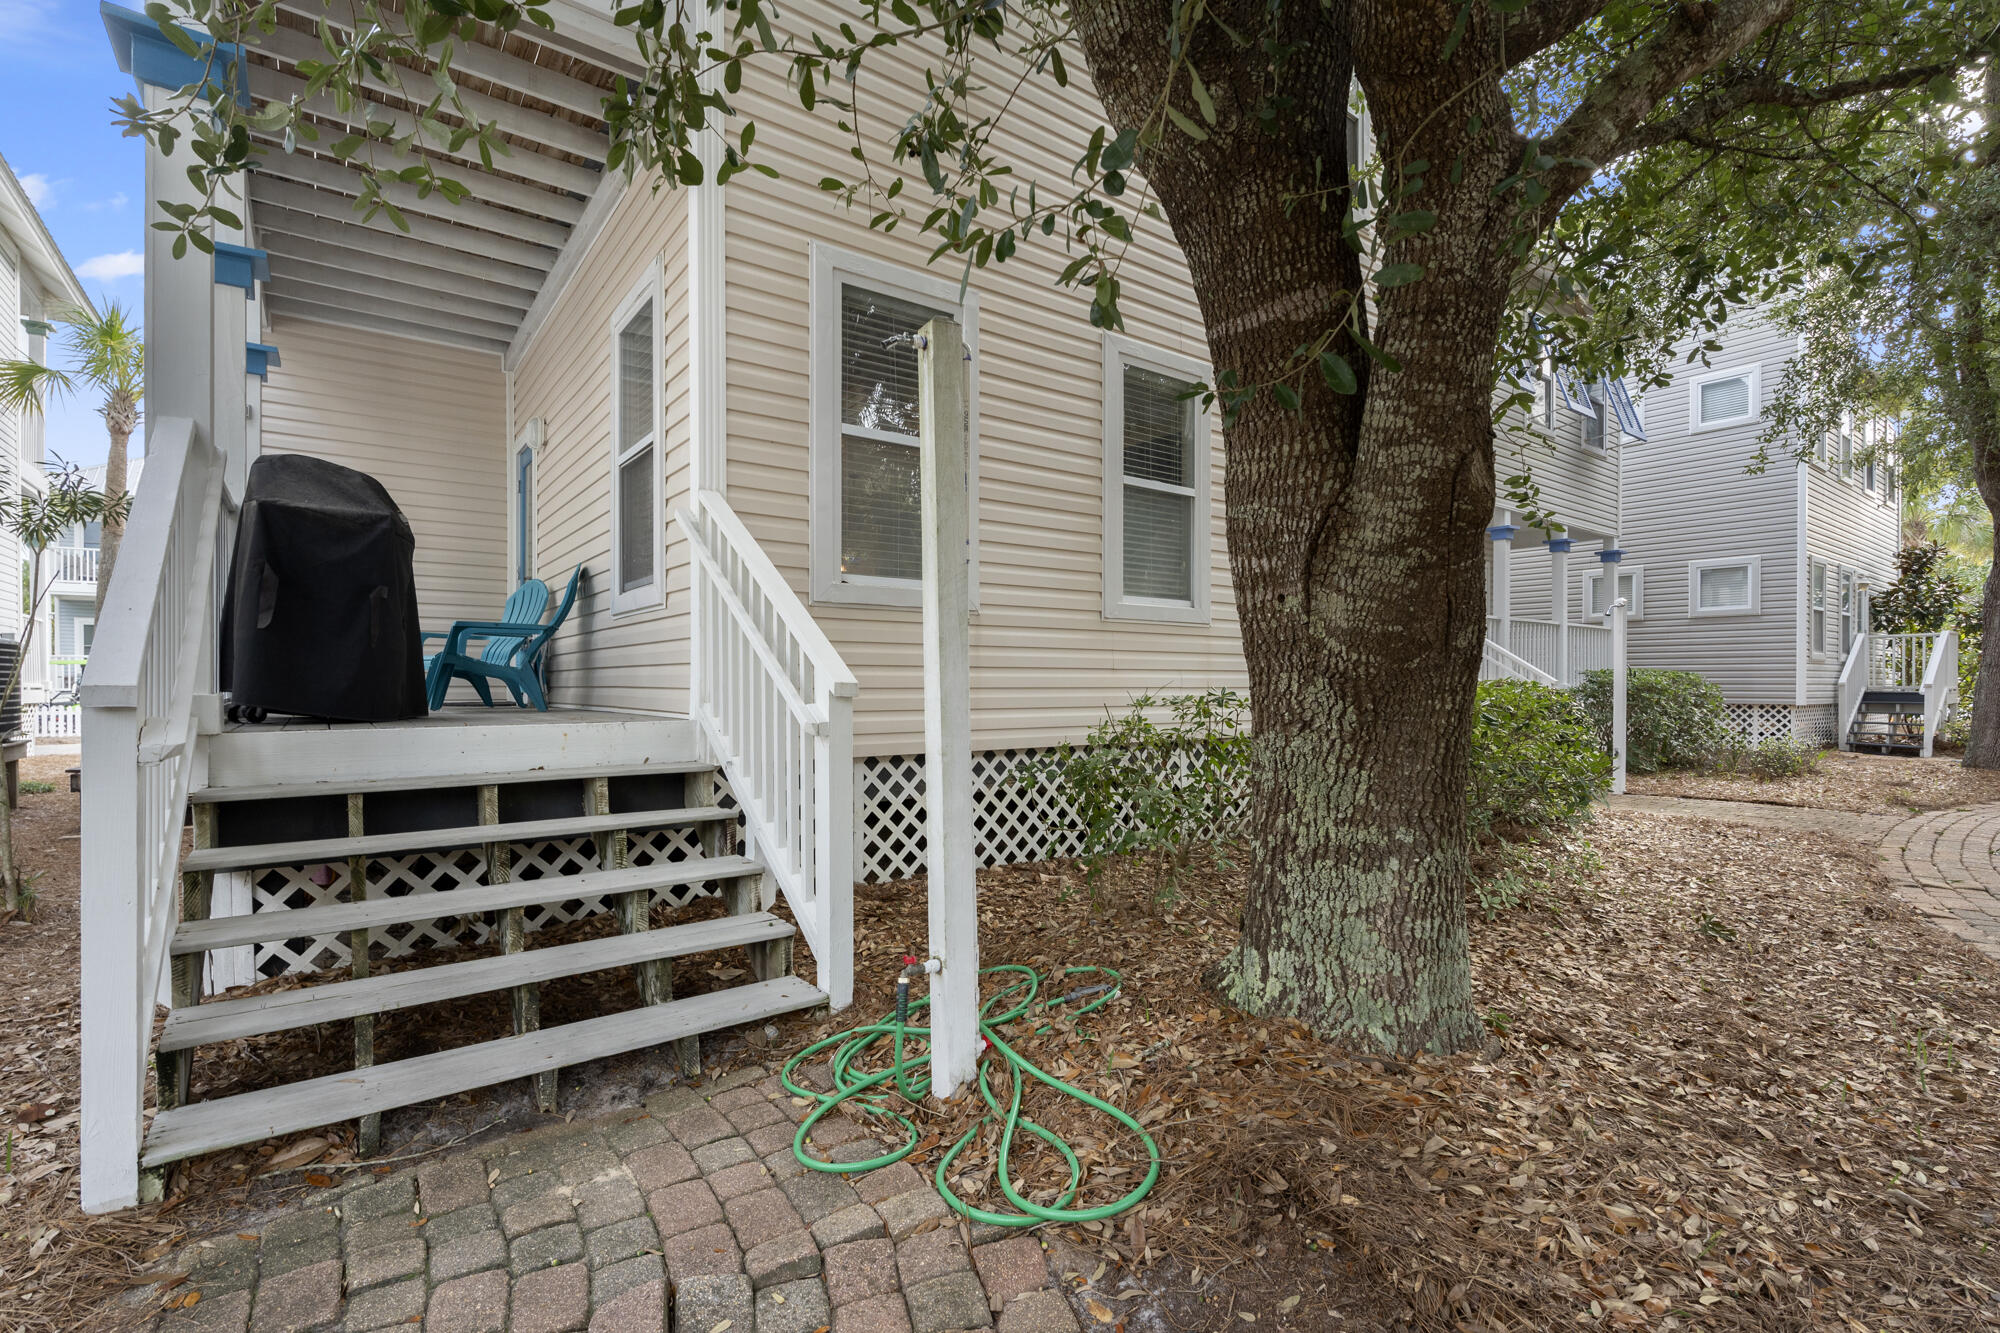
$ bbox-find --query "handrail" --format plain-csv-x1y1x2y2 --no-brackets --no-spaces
1920,629,1958,759
79,418,227,1214
673,490,856,1012
1480,638,1559,687
1836,630,1868,751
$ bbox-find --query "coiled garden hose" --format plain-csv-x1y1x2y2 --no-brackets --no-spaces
780,963,1161,1228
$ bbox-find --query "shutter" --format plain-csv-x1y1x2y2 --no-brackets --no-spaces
1604,378,1647,441
1553,367,1589,414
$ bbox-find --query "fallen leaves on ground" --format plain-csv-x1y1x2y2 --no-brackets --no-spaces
1629,748,2000,815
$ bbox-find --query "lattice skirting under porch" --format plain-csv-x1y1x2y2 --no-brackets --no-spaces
1722,703,1837,746
855,747,1251,884
209,823,732,988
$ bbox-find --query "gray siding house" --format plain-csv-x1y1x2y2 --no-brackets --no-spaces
1623,307,1902,742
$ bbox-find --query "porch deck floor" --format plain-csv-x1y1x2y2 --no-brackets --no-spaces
222,705,674,733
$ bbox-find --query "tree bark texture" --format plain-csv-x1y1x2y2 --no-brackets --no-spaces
1954,60,2000,769
1072,0,1536,1051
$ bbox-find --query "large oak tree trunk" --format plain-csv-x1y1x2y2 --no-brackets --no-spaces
1957,65,2000,770
1073,0,1515,1050
1967,524,2000,768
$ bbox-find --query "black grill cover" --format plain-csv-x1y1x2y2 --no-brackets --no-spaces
221,454,427,722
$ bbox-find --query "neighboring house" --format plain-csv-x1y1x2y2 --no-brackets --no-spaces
1621,307,1905,743
29,459,143,740
0,151,93,738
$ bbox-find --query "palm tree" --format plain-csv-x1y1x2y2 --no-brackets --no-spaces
0,302,144,615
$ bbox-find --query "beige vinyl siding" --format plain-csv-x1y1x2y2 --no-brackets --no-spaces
260,317,508,634
509,180,692,716
1620,312,1804,704
720,2,1243,754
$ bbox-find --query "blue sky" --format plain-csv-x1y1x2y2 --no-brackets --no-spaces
2,0,147,469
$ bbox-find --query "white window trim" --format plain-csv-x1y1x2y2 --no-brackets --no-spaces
1686,363,1760,435
609,265,665,616
808,242,981,609
1584,565,1644,621
1101,333,1213,624
1688,555,1762,617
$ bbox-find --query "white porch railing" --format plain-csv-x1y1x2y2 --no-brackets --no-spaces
31,700,81,739
1480,638,1558,686
51,545,101,585
52,656,86,693
1499,617,1612,686
78,419,228,1213
1869,632,1929,689
1921,630,1959,759
1839,629,1961,754
674,491,858,1011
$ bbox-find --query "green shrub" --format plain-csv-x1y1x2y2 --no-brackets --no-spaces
1712,737,1820,779
1468,680,1611,834
1574,668,1730,773
1020,688,1250,904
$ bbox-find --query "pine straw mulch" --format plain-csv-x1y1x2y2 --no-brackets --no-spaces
762,813,2000,1332
9,792,2000,1331
0,755,198,1333
1627,749,2000,816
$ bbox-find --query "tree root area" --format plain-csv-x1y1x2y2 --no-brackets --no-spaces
765,813,2000,1331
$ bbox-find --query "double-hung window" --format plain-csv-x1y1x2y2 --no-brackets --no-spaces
810,245,978,607
1688,365,1758,433
1689,556,1760,616
1102,335,1212,622
1809,559,1829,655
1586,566,1643,619
609,269,663,615
1581,383,1608,452
1839,568,1857,654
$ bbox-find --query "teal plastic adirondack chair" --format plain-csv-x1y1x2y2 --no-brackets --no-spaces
422,565,582,711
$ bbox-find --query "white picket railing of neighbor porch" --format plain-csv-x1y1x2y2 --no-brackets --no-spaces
78,419,229,1213
675,492,858,1011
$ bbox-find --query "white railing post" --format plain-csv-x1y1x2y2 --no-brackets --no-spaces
79,419,224,1214
79,703,143,1213
1486,522,1515,653
672,492,857,1015
916,318,980,1101
1837,630,1869,751
1921,629,1958,759
1609,597,1629,795
814,691,855,1009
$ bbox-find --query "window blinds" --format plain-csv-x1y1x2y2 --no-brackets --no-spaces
1121,366,1196,602
838,285,947,581
1698,563,1751,610
1699,376,1749,423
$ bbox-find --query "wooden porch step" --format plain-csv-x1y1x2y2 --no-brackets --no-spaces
159,912,795,1052
171,856,763,955
182,805,736,874
191,760,715,805
140,977,825,1167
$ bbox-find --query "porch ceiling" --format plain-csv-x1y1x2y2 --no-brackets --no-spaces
244,4,637,356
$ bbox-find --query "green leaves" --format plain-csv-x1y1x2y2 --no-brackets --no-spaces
1375,262,1425,289
1317,351,1358,395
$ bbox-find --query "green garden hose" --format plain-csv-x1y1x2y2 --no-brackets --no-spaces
780,963,1161,1228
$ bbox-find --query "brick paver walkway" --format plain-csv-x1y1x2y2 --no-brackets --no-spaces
146,1065,1082,1333
1878,804,2000,961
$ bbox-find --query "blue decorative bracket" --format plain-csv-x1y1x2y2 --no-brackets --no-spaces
1486,524,1519,542
1546,538,1574,553
20,318,54,339
1597,547,1626,564
101,1,249,105
213,243,269,293
245,342,281,379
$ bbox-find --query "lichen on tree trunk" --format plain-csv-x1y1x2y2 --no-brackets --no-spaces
1072,0,1518,1053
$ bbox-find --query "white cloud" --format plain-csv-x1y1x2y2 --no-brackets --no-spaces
83,192,129,213
0,0,61,46
77,251,145,282
18,172,51,208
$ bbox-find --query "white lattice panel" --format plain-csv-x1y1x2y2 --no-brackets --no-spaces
1791,705,1837,746
857,747,1250,884
246,825,728,978
1723,703,1808,745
